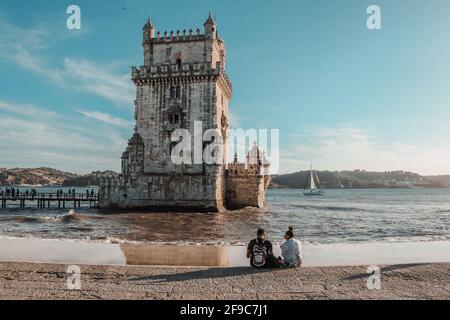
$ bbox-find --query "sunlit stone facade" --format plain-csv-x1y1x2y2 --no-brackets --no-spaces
100,16,270,212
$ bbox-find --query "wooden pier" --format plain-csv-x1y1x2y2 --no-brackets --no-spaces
0,193,99,209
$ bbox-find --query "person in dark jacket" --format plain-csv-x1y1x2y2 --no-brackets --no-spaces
246,228,280,269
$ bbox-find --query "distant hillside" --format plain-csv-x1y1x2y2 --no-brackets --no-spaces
271,170,442,189
1,167,445,189
0,168,117,187
425,175,450,188
62,170,117,187
0,167,78,186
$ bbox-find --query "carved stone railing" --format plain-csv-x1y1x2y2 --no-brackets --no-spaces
131,62,232,92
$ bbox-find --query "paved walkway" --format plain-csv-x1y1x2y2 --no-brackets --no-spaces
0,262,449,300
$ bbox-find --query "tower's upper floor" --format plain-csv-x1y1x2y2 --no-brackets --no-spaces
133,14,232,99
141,14,226,71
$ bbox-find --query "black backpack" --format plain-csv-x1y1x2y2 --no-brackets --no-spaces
252,239,268,267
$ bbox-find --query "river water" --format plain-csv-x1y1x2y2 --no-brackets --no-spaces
1,188,449,245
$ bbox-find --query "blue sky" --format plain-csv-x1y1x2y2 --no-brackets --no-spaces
1,0,450,174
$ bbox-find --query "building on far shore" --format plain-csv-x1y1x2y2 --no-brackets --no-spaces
99,15,270,212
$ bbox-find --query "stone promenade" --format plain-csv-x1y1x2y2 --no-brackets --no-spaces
0,262,449,300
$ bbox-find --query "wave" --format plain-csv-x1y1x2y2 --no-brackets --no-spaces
0,210,87,224
0,234,449,248
290,204,379,213
58,211,86,222
10,216,41,223
435,209,450,213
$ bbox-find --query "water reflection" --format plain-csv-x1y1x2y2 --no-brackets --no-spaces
106,207,272,245
121,244,231,267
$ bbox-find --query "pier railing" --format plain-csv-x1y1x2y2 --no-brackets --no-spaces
0,193,100,209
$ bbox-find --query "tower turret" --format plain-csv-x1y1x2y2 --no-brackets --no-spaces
204,13,217,39
142,18,155,65
143,17,155,42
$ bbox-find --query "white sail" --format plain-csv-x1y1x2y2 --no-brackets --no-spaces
314,172,321,185
304,165,324,196
310,170,317,190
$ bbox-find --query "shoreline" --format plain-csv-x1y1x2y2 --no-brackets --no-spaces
0,238,450,268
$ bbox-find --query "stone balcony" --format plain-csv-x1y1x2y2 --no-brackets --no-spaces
131,62,232,92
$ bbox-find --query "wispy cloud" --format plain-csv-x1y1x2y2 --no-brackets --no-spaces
0,16,134,106
0,100,57,118
0,15,133,172
75,109,133,128
0,100,127,173
281,124,450,175
63,58,135,106
228,111,241,128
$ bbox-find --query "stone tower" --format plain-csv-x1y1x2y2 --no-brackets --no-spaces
100,15,233,212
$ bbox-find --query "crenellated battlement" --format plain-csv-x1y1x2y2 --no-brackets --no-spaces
142,13,219,45
227,162,269,177
149,29,210,43
227,145,271,177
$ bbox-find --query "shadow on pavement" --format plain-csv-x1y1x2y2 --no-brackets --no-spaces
343,263,431,280
127,267,279,283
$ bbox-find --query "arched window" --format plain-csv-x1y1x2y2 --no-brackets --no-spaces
176,59,182,69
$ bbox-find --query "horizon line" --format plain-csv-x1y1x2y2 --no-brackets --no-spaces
2,166,450,177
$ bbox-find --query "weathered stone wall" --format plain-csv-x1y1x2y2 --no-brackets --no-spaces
100,172,225,212
150,40,224,69
225,174,267,209
135,79,220,174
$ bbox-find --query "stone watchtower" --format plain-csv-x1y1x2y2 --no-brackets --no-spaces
100,15,233,212
100,15,270,212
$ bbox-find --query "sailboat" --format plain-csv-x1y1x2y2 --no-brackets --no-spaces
303,165,325,196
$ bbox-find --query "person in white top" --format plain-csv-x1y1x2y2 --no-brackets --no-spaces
279,226,304,268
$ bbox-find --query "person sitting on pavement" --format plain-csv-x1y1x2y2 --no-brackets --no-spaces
278,226,303,268
247,228,280,269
